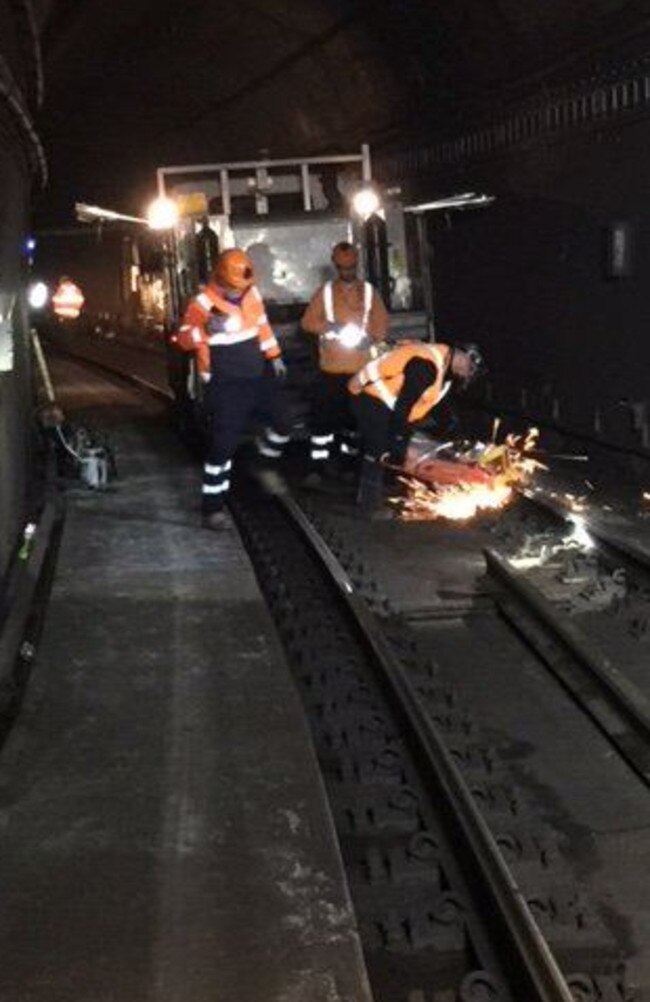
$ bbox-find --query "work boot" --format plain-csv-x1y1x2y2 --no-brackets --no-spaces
300,470,339,493
202,510,230,531
328,457,357,485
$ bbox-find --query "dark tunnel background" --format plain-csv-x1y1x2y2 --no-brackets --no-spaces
2,0,650,572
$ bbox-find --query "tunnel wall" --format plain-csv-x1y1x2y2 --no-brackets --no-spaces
0,131,33,580
384,93,650,454
0,1,43,580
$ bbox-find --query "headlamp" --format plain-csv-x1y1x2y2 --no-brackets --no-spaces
337,323,365,348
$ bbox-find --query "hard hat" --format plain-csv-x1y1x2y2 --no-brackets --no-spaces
460,342,484,374
453,342,485,383
212,249,255,292
331,242,358,269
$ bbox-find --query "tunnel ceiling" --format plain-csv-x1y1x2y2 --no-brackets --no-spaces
35,0,649,221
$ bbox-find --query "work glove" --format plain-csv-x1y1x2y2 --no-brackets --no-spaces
271,357,287,379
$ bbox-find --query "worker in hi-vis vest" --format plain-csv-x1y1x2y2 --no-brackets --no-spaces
348,341,483,517
301,241,388,488
176,249,290,530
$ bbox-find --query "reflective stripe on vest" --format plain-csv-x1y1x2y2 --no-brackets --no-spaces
207,327,259,346
323,281,373,331
427,345,452,404
361,358,397,409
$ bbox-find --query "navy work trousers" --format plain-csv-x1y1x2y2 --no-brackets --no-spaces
202,373,291,513
308,371,358,468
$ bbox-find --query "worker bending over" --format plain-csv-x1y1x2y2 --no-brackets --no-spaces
301,241,388,485
177,248,290,530
348,341,482,515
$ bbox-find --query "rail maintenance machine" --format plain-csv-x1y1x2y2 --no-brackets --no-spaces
157,145,429,432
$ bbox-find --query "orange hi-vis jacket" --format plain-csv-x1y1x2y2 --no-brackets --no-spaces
349,342,452,423
176,282,281,381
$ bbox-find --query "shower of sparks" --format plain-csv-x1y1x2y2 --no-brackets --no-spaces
398,477,514,521
398,425,548,522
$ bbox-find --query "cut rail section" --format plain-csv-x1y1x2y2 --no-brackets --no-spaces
520,486,650,574
485,544,650,786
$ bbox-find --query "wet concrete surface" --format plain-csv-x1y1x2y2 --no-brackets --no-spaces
0,354,371,1002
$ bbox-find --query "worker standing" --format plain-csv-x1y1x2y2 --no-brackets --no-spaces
176,248,290,530
52,276,85,320
301,241,388,486
348,342,482,516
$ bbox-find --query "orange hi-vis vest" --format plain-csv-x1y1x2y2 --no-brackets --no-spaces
350,342,452,423
52,280,84,320
177,283,280,381
301,278,388,374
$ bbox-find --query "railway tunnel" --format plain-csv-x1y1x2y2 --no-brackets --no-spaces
2,2,650,1001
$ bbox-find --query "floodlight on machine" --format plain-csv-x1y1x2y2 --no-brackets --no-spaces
146,196,180,231
351,187,381,218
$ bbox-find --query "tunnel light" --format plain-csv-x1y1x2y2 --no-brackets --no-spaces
351,187,381,218
146,196,179,231
28,281,49,310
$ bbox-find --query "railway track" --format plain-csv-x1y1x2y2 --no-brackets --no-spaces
53,344,642,998
484,489,650,788
232,484,628,1002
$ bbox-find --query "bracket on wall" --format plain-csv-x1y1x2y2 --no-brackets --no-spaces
604,220,633,278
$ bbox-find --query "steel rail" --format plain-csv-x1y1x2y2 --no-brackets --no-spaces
277,492,574,1002
485,545,650,785
46,343,173,403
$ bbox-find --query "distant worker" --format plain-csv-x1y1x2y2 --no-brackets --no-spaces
195,217,219,284
52,276,85,320
176,248,290,530
348,342,483,515
301,241,388,485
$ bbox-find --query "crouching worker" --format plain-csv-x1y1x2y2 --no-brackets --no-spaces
348,341,482,517
177,248,290,530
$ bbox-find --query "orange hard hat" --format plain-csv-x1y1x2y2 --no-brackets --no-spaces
212,249,255,292
331,242,358,269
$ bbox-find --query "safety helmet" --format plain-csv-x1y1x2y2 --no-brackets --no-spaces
453,342,485,384
461,343,484,375
331,242,358,270
212,248,255,292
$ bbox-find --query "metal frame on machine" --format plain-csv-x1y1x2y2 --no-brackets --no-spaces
156,144,372,216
